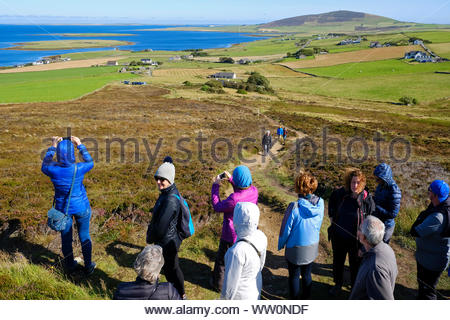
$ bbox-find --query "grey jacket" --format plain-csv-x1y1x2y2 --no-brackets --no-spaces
414,212,450,272
349,242,398,300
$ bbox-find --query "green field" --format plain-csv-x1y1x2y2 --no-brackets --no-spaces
404,30,450,43
0,67,139,103
276,59,450,102
272,71,450,103
299,59,450,78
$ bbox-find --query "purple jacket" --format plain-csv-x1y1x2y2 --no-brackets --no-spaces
211,176,259,243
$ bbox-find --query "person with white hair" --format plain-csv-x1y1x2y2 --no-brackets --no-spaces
113,245,181,300
349,216,398,300
221,202,267,300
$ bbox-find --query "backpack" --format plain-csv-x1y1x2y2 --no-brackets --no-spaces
171,194,195,240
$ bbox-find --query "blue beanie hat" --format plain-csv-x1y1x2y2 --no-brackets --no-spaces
429,180,449,203
232,165,252,188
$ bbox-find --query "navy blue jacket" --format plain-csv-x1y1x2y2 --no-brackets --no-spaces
113,277,181,300
373,163,401,229
41,140,94,215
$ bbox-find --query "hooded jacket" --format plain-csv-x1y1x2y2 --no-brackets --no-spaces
211,176,258,243
41,140,94,215
278,195,324,265
373,163,402,229
221,202,267,300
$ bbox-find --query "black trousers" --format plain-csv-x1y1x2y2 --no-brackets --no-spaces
161,241,185,296
331,236,361,288
211,239,233,291
416,262,443,300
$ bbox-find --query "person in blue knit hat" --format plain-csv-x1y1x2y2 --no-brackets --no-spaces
210,165,259,292
410,179,450,299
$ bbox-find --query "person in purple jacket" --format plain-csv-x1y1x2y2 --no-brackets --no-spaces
210,165,258,292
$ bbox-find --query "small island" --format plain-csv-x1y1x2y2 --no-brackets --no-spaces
45,33,135,37
4,39,134,50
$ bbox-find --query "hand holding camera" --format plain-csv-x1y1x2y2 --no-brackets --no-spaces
214,170,231,184
51,136,62,147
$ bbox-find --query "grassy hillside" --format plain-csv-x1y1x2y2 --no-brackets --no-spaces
0,67,139,103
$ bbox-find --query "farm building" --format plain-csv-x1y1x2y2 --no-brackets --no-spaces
169,56,181,61
181,55,194,60
370,41,382,48
404,51,435,62
338,37,361,45
208,72,236,79
141,58,152,64
404,51,427,59
238,58,252,64
106,61,118,66
413,40,424,45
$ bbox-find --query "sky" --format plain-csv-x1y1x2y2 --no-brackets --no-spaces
1,0,449,24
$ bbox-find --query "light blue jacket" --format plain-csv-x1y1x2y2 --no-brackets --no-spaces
278,195,324,265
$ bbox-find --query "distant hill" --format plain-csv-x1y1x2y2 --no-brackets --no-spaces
142,10,450,35
260,10,396,28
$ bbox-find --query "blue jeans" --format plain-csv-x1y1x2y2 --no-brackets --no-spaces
287,260,313,299
383,224,395,244
61,208,92,269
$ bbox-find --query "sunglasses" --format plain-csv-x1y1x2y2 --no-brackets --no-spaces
154,176,166,182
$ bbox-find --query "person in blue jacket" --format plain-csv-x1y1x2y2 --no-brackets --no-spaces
42,136,95,275
373,163,402,244
278,171,324,299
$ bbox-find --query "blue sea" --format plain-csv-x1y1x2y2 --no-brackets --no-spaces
0,24,266,67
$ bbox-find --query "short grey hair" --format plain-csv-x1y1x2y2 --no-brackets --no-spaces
361,216,385,246
134,245,164,284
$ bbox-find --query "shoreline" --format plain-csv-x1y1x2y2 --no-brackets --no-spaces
1,41,135,51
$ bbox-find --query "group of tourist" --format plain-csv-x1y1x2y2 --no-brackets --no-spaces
41,135,450,300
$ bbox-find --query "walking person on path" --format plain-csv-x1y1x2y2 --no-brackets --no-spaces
262,130,272,156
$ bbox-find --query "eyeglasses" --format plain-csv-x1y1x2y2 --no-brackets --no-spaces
154,176,166,182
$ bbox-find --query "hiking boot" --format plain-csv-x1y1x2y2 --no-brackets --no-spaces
328,285,342,297
84,262,96,276
66,260,82,274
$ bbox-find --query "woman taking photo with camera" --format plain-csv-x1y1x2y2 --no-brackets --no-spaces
42,135,95,275
210,165,258,292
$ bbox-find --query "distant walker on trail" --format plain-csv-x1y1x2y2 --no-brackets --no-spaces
262,130,272,156
277,126,284,144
